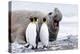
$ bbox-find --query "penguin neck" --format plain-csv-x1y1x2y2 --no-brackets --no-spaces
31,21,36,24
43,21,47,24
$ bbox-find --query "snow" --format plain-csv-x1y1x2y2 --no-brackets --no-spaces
57,16,78,39
9,35,78,53
61,16,78,23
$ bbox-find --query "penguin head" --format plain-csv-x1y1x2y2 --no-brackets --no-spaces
33,17,38,23
30,17,33,22
43,18,47,23
34,17,37,21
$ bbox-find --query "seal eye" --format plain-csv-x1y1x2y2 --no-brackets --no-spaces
48,12,52,15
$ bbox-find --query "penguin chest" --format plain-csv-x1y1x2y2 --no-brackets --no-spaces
26,23,37,43
40,23,49,44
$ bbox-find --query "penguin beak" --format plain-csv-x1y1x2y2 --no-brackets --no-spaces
35,19,38,24
33,18,35,22
37,19,38,22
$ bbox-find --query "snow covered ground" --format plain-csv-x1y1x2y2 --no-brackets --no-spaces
10,35,78,53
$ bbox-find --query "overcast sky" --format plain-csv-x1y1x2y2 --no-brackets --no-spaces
11,1,78,17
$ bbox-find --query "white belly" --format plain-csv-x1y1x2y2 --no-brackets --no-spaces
26,23,36,47
40,23,49,46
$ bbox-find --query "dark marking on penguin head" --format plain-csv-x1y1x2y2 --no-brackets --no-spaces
43,18,46,22
29,17,33,22
34,17,37,22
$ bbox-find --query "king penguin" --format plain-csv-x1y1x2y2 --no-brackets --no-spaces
40,18,49,49
25,17,38,49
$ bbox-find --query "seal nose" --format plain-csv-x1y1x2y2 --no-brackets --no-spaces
54,20,59,26
53,20,59,29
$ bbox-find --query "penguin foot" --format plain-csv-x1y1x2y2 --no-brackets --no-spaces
28,45,33,49
31,46,35,50
35,45,38,49
24,43,30,48
24,43,37,50
25,44,33,49
32,46,36,50
43,45,48,49
31,46,37,50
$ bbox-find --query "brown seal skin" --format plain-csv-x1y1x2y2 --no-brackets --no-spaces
9,8,62,44
48,8,62,41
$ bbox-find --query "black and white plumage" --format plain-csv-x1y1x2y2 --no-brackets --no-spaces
40,18,49,49
25,17,38,49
